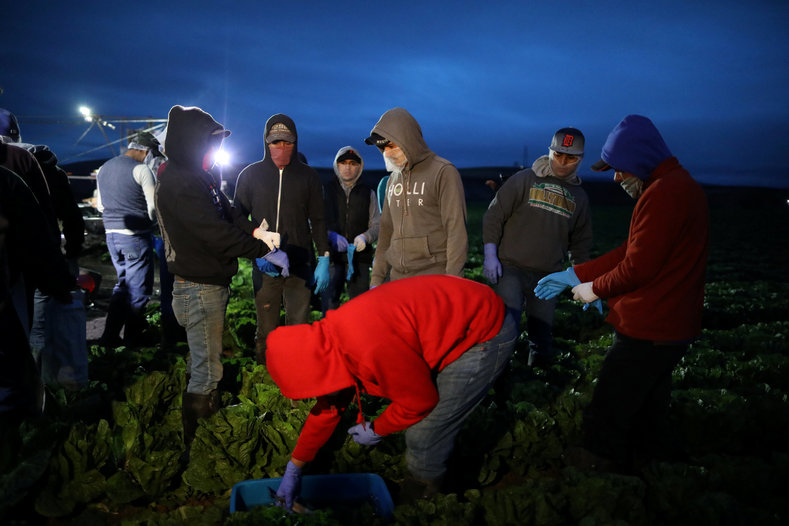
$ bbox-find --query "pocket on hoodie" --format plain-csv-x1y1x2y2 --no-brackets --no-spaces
399,235,437,270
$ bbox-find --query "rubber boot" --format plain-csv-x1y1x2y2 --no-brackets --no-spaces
99,299,127,347
123,310,149,347
182,390,220,447
398,474,445,504
254,339,267,366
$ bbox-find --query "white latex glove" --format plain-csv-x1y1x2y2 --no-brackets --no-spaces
253,219,281,251
353,234,367,252
572,282,599,303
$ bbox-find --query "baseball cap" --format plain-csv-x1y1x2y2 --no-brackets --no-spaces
590,159,613,171
337,149,361,163
364,132,390,148
549,127,584,156
266,122,295,143
0,108,20,142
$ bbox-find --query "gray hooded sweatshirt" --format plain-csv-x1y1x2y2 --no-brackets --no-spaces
369,108,467,285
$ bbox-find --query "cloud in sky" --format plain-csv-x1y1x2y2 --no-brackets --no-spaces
4,1,788,187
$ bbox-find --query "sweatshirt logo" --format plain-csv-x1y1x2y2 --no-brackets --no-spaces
388,176,426,208
529,183,576,218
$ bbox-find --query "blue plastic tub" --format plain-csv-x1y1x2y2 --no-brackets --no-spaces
229,473,394,519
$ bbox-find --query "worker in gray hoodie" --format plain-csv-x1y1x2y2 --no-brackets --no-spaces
365,108,467,287
321,146,380,312
482,127,593,367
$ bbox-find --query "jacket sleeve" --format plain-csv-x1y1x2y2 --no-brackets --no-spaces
438,165,467,276
370,193,393,287
481,173,525,245
292,389,354,463
308,171,330,255
364,189,380,244
48,166,85,259
567,192,593,265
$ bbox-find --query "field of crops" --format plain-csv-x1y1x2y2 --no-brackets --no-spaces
1,194,788,525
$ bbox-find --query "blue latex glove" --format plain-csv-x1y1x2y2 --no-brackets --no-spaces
585,298,604,315
255,257,279,277
483,243,502,284
275,460,302,511
313,255,330,294
346,245,356,281
347,421,382,446
260,248,290,278
328,231,349,252
533,267,581,300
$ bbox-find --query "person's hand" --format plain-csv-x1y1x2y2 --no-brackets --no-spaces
313,255,330,294
275,460,302,511
253,219,280,250
347,421,382,446
255,257,279,277
328,231,348,252
262,248,290,277
346,245,356,281
483,243,502,284
572,282,598,303
353,234,367,252
534,267,581,300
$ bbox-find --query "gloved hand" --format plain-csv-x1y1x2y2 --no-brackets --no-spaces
483,243,502,284
328,231,348,252
256,257,279,277
275,460,302,511
534,267,581,300
259,248,290,277
347,421,382,446
353,234,367,252
253,219,281,251
313,255,330,294
346,245,356,281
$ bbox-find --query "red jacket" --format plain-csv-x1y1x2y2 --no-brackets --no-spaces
266,275,505,462
574,158,708,342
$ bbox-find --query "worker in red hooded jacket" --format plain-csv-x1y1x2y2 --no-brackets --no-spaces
266,275,517,508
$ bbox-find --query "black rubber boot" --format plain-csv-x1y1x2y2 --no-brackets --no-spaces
99,299,128,347
182,390,220,447
123,310,149,347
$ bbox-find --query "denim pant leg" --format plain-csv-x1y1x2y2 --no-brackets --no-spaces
171,280,229,395
346,260,371,300
122,234,155,313
253,271,285,354
320,262,346,313
106,233,130,309
523,273,557,356
405,315,517,480
494,265,525,330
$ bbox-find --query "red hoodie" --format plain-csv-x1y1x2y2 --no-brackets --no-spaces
266,275,505,462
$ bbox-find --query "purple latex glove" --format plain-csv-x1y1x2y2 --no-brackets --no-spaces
483,243,502,284
275,460,302,511
328,231,349,252
263,248,290,278
347,421,382,446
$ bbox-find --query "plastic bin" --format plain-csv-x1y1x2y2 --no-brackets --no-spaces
230,473,394,519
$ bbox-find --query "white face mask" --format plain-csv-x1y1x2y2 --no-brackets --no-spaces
383,147,406,173
619,175,644,199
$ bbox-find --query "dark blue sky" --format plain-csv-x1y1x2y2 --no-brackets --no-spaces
4,1,789,188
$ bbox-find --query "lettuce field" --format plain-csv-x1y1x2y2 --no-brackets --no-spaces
1,188,788,525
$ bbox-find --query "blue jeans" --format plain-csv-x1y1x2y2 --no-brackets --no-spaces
105,232,154,313
171,280,229,395
494,264,557,357
404,314,518,480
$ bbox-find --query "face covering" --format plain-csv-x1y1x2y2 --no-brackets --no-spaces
619,175,644,199
269,144,293,169
383,147,406,173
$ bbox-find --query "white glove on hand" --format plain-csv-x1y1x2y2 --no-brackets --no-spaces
572,282,599,303
353,234,367,252
253,219,281,251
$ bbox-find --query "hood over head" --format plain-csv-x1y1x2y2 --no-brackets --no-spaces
263,114,299,163
266,322,356,400
364,107,431,167
164,105,230,169
333,145,364,184
591,115,672,179
0,108,20,142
